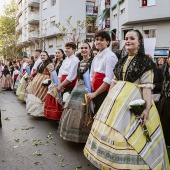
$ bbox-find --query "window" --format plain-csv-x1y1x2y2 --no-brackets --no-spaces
143,25,157,38
56,37,62,47
42,0,47,10
51,0,56,6
50,16,55,27
48,39,53,48
113,14,117,18
120,8,125,14
42,19,48,29
143,29,156,38
141,0,155,7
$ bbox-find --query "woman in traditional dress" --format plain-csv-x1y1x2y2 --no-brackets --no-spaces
0,65,12,90
84,30,170,169
12,65,20,90
59,42,93,143
55,49,66,75
18,57,32,101
44,49,65,120
26,51,54,117
159,52,170,153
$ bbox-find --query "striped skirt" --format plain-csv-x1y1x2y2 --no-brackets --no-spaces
59,80,93,143
26,73,49,117
84,81,169,170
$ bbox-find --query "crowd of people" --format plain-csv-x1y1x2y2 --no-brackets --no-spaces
0,30,170,169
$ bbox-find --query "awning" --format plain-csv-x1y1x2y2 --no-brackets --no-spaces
100,8,109,20
154,49,169,56
86,15,97,19
118,0,123,4
111,4,117,10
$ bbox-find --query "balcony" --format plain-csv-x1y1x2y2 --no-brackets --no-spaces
16,8,22,18
86,25,97,35
28,14,39,24
16,24,22,33
28,0,40,7
29,32,39,39
86,5,98,18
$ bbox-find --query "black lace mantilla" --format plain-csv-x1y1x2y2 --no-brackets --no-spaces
37,60,52,73
114,52,156,82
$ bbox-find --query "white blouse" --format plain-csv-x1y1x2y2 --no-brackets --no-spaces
58,55,79,82
90,48,118,85
31,57,42,73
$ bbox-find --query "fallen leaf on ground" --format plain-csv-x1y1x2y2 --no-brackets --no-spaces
34,162,41,165
4,117,10,121
76,164,82,169
47,133,53,140
32,140,42,146
14,138,19,142
33,151,42,156
23,139,28,143
13,128,18,131
13,145,19,149
21,127,35,130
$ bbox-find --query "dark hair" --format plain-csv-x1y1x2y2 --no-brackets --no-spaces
4,65,8,69
94,30,111,47
35,49,42,53
168,50,170,58
37,51,52,73
65,42,77,50
50,54,55,60
127,29,145,54
41,51,52,61
30,56,34,61
15,65,19,70
57,49,66,60
23,55,28,59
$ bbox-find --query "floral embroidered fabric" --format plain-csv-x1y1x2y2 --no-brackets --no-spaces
114,52,155,83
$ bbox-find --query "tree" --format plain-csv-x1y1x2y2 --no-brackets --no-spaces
0,0,22,59
56,16,93,45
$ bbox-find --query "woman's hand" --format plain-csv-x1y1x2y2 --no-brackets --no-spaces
56,86,65,92
140,109,149,126
86,92,97,101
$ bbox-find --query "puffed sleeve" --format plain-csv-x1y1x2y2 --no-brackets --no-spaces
46,63,54,74
138,70,154,89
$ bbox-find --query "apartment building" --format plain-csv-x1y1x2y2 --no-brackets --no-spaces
98,0,170,58
15,0,87,56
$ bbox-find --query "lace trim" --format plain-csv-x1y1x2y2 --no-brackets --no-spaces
138,83,154,89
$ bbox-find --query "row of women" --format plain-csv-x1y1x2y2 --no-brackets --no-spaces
14,30,169,169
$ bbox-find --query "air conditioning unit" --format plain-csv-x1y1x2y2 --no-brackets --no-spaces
30,7,34,12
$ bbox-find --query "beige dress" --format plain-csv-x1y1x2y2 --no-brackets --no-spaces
26,63,54,117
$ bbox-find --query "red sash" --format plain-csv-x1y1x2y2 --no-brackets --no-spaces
14,74,19,79
91,72,109,91
22,69,26,74
61,75,77,87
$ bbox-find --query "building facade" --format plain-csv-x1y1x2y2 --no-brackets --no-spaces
15,0,88,56
99,0,170,58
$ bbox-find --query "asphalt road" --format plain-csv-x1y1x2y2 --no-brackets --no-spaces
0,91,97,170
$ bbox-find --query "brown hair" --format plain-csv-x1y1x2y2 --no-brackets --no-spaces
65,42,76,50
94,30,111,47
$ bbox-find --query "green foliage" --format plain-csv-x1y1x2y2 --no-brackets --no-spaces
0,0,21,58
